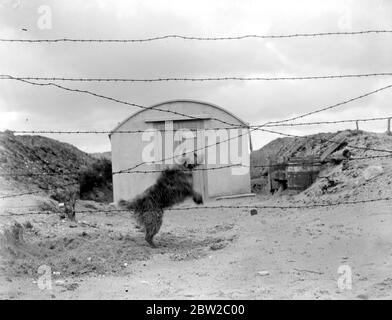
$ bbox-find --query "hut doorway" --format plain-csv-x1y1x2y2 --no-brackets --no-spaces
153,120,208,201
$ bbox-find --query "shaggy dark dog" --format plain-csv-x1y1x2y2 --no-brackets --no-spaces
118,155,203,248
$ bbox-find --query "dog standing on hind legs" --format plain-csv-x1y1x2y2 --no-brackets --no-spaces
118,153,204,248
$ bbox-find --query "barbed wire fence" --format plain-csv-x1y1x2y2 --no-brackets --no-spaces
2,120,392,199
3,115,392,136
3,195,392,217
1,88,392,196
1,30,392,212
2,153,392,179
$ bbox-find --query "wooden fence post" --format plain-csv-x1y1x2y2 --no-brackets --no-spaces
356,121,359,131
248,127,253,152
387,118,391,136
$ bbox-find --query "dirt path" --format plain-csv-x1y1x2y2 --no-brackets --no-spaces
1,196,392,300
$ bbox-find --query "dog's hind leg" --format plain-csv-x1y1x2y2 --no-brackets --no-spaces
192,192,203,204
145,231,157,248
144,210,163,248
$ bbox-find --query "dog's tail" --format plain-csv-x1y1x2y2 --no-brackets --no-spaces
118,199,134,211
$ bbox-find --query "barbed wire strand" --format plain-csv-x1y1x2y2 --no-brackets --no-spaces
7,116,392,134
260,84,392,126
2,154,392,178
263,116,392,127
2,195,392,217
258,127,392,153
3,75,244,129
0,182,78,199
0,163,241,177
1,73,392,82
1,30,392,43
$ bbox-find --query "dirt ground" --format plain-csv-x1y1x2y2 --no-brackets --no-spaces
1,194,392,300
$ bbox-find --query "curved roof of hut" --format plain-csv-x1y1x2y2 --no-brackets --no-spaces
109,99,248,136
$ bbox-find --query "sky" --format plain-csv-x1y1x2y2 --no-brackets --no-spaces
0,0,391,153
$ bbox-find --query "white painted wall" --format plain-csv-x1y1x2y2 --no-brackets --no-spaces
110,100,251,203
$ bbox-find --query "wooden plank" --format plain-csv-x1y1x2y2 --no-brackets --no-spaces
215,193,256,201
320,136,347,162
145,114,211,122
